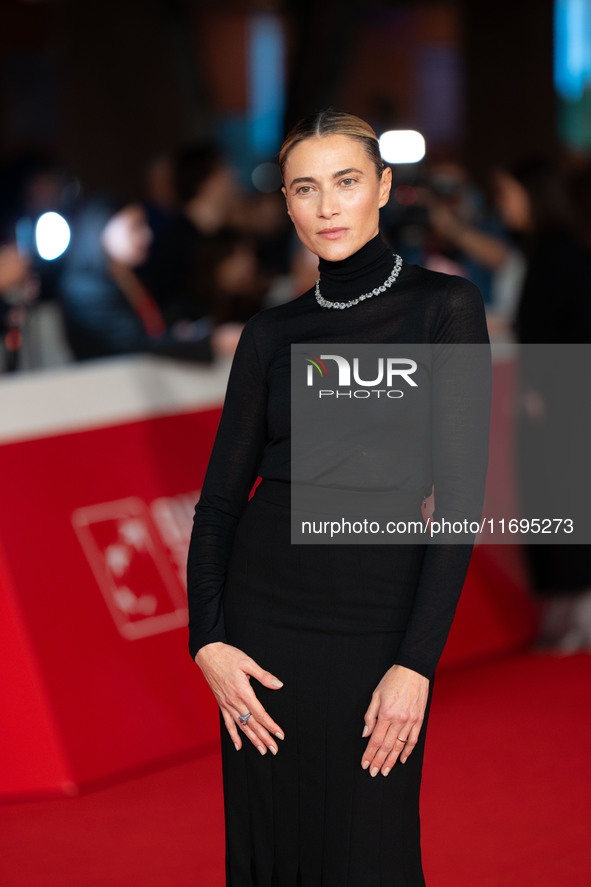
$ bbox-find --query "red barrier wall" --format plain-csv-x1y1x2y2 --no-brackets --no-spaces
0,351,537,798
0,408,225,797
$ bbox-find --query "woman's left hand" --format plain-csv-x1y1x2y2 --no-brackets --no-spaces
361,664,430,776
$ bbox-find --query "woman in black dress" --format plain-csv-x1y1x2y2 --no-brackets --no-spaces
187,109,491,886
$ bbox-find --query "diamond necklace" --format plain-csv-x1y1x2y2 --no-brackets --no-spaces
315,253,403,310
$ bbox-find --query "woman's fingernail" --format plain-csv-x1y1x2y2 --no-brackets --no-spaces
275,732,284,740
271,679,283,688
382,767,391,777
370,767,379,778
400,757,407,764
258,746,266,755
361,760,370,770
362,725,369,738
234,742,240,751
270,746,278,755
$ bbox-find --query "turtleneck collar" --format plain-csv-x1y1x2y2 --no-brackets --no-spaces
316,233,397,301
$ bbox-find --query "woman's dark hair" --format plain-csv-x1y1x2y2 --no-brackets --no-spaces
509,156,575,235
279,108,385,182
59,195,144,360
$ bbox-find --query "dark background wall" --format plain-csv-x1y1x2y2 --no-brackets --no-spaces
460,0,557,181
0,0,559,197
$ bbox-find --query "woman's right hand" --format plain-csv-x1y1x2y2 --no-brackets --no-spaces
195,641,285,755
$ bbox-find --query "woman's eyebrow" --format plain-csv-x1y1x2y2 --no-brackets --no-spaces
289,168,365,188
333,167,364,178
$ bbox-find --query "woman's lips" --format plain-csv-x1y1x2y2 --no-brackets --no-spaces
317,227,348,240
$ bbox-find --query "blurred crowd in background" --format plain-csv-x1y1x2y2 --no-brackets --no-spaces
2,139,591,374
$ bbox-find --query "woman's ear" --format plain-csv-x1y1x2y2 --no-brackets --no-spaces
282,186,292,220
378,166,392,208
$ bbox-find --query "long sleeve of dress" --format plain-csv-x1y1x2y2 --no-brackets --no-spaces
187,318,268,658
393,279,492,678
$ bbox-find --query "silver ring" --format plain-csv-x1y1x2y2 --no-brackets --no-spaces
238,712,252,726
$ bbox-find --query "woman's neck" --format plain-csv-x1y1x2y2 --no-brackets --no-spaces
316,233,396,301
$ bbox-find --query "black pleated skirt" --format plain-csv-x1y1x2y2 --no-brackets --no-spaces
221,480,431,887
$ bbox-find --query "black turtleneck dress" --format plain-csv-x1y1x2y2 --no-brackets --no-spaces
187,234,490,886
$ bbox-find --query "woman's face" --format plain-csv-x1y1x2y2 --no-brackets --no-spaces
493,171,532,232
101,204,153,267
282,134,391,261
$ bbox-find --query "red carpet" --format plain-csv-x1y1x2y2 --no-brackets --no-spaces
422,653,591,887
1,652,589,887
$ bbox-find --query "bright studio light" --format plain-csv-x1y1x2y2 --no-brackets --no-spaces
379,130,426,164
35,212,71,261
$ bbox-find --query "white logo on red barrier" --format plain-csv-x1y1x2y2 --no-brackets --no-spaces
72,493,199,640
150,492,199,587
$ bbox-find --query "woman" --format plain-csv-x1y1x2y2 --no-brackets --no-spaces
60,197,163,360
187,109,491,885
60,197,240,362
494,158,591,650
